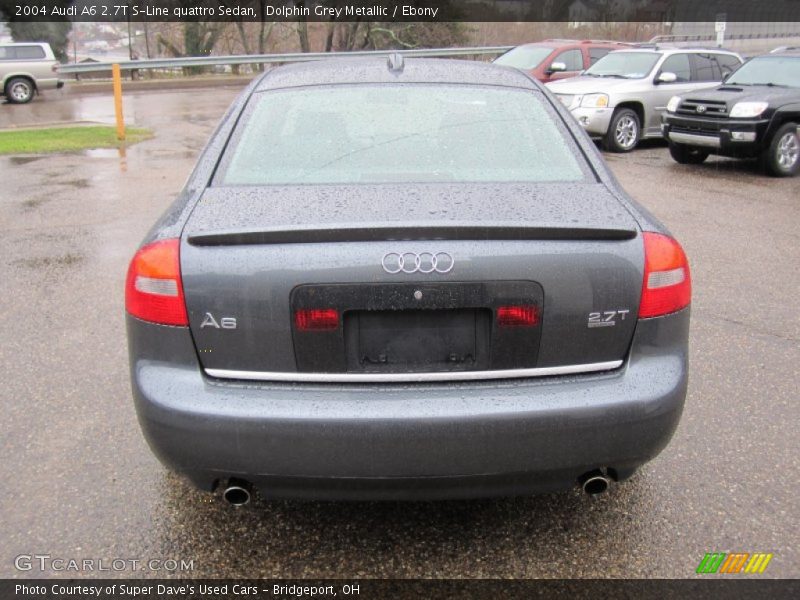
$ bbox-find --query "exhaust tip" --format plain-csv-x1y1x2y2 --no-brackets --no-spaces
223,478,252,506
579,470,610,495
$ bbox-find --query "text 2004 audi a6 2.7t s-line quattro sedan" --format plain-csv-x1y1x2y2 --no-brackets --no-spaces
126,56,691,505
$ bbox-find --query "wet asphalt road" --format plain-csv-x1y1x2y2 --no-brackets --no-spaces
0,89,798,580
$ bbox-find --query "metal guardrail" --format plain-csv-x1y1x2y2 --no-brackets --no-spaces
651,32,800,43
58,46,515,75
647,32,800,55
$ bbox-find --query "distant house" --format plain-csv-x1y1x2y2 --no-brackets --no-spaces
73,57,113,80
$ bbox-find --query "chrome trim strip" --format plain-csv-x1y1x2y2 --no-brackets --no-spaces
205,360,624,383
668,131,721,148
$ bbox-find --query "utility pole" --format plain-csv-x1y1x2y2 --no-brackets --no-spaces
144,19,151,59
73,36,78,81
127,8,133,59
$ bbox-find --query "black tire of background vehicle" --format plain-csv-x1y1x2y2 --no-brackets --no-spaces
5,77,35,104
760,122,800,177
602,108,641,153
668,142,710,165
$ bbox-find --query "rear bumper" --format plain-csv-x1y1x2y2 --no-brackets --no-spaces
33,77,62,92
128,309,689,500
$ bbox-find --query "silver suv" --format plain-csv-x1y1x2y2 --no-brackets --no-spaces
1,42,63,104
546,47,743,151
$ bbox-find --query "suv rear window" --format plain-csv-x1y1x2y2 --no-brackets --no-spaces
0,45,46,60
219,85,587,185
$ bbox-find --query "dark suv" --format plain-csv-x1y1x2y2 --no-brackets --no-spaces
494,39,632,83
662,48,800,176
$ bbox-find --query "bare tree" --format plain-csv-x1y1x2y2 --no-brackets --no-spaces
294,0,310,52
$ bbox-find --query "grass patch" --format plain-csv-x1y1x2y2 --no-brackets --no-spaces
0,125,152,155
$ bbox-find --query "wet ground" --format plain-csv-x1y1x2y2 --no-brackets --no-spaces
1,90,798,579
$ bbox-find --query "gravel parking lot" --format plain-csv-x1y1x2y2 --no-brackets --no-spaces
1,89,798,579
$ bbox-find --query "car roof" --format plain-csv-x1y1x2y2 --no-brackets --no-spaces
255,57,540,92
767,48,800,57
612,47,739,55
0,42,51,47
517,39,628,48
512,42,560,48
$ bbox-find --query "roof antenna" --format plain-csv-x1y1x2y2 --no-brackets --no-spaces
387,53,405,72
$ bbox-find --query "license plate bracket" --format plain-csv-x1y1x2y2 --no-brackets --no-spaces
345,308,489,373
291,281,543,373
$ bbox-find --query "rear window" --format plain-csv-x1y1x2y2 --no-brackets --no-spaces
219,84,587,185
0,45,46,60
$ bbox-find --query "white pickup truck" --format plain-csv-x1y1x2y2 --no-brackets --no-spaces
1,42,63,104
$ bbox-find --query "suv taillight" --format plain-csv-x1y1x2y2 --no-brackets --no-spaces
125,239,188,326
639,232,691,318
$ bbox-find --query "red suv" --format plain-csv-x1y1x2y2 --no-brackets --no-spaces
493,39,633,83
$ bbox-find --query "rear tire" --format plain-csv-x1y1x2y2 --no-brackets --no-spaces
602,108,640,153
668,142,710,165
5,77,35,104
760,122,799,177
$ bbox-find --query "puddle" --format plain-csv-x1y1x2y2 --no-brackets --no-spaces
83,146,128,171
145,149,198,160
60,178,92,189
84,148,123,158
22,196,50,210
187,115,215,125
13,253,85,269
8,156,45,166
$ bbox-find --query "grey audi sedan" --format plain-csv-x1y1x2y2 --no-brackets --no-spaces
126,57,691,504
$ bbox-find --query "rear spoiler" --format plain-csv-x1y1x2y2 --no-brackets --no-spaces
187,225,638,247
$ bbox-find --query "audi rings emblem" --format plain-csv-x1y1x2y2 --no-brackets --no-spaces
382,252,454,274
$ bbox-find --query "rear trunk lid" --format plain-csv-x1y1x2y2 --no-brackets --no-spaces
181,182,644,379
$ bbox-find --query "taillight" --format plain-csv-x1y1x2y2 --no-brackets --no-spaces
496,305,539,327
639,232,691,318
295,309,339,331
125,239,188,326
52,62,59,73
